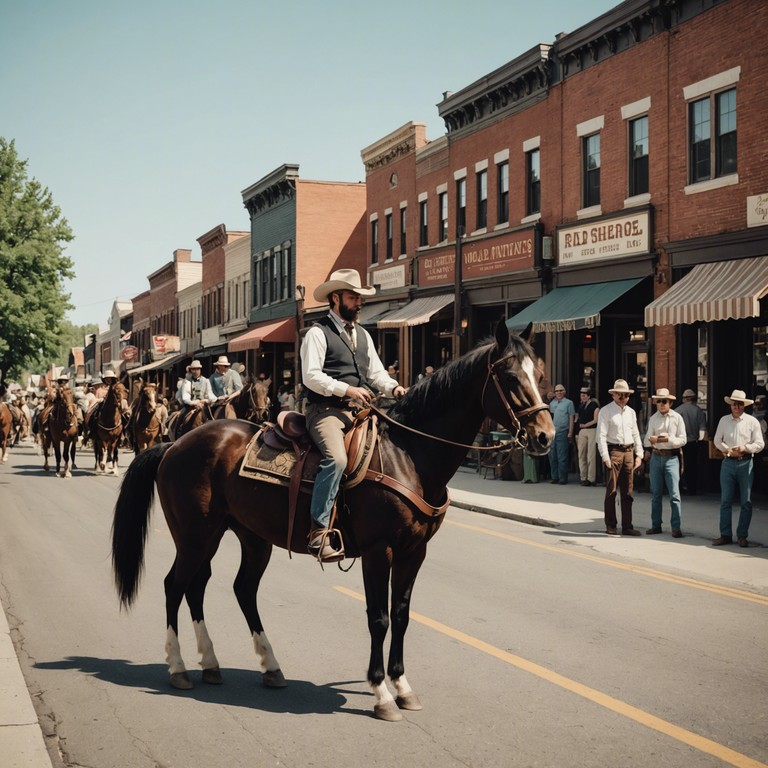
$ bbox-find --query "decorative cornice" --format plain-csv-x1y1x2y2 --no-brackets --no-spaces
361,122,427,172
242,164,300,215
438,45,552,137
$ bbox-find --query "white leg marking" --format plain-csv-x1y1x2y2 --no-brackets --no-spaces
165,626,187,675
193,620,220,670
372,680,396,707
252,631,281,673
392,675,413,698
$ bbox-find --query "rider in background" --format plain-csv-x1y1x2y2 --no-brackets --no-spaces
209,355,243,401
179,360,217,415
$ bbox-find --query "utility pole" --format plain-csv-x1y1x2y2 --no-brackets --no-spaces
453,226,465,360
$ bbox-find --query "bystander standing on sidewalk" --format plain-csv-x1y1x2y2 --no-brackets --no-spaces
576,387,599,486
548,384,575,485
643,388,687,538
597,379,643,536
675,388,707,495
712,389,765,548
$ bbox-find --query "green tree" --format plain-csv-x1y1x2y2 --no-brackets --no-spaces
51,320,99,369
0,138,74,380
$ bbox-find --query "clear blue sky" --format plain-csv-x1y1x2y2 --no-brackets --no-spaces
1,0,618,329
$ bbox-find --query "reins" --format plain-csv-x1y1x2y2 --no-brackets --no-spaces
363,347,549,452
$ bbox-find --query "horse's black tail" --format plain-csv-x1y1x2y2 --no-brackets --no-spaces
111,442,172,610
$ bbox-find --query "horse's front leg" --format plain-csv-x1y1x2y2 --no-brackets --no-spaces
53,442,63,476
362,543,400,721
388,547,428,713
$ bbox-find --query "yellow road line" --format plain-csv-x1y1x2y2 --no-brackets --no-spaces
336,585,767,768
445,519,768,606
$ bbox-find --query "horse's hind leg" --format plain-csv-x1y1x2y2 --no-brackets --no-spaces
230,525,286,688
184,560,223,685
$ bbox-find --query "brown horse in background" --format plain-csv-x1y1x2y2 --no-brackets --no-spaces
130,382,166,454
46,386,79,477
212,378,271,424
111,322,555,720
91,381,127,474
0,401,13,463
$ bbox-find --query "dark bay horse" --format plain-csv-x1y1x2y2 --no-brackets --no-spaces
91,381,127,474
46,386,79,477
130,382,166,454
111,322,554,720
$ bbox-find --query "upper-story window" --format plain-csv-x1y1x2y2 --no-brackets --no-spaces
583,134,601,208
526,149,540,215
456,177,466,235
419,199,428,247
476,169,488,229
497,161,509,224
370,218,379,264
438,191,448,242
629,116,649,197
385,213,393,260
684,68,739,190
689,88,736,184
399,206,407,255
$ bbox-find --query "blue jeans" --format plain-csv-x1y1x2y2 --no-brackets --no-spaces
649,453,682,531
549,430,569,482
719,457,754,539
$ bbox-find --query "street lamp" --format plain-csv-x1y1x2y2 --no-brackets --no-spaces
294,284,305,409
453,226,465,360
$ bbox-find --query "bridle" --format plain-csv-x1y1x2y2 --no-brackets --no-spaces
482,348,550,449
53,390,77,430
243,383,270,424
367,346,549,451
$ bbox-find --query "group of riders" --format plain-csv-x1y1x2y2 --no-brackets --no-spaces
0,354,262,458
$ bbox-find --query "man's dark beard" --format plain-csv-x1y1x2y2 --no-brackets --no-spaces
338,302,360,322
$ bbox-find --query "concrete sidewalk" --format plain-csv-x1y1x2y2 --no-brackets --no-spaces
447,465,768,591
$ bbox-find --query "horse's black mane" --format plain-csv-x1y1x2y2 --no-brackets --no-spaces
385,332,533,426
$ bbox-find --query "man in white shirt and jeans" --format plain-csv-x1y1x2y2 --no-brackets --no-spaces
643,388,687,538
597,379,643,536
301,269,406,562
712,389,765,547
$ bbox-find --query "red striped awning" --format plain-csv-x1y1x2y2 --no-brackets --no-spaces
228,317,296,352
644,257,768,327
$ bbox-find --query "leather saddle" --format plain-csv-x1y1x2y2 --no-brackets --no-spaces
255,409,379,556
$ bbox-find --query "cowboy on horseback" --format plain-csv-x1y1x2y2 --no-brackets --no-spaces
179,360,217,416
301,268,406,562
209,355,243,402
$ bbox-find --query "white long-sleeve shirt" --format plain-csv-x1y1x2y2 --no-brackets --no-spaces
180,375,217,406
713,412,765,456
643,408,687,449
301,311,397,400
597,400,643,463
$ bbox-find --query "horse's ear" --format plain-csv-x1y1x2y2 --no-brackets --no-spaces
494,319,510,351
521,322,535,345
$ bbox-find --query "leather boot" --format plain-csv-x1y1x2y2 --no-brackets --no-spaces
308,524,344,563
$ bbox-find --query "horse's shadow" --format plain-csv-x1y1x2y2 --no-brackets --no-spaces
34,656,373,716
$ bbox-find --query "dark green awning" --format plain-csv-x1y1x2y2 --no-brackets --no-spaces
506,278,642,333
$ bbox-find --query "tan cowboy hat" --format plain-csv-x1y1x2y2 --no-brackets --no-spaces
608,379,634,394
189,360,203,369
651,388,676,401
214,355,231,367
724,389,754,406
102,369,117,379
312,268,376,302
682,389,696,399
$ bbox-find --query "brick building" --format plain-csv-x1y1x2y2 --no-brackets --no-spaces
233,164,367,387
363,0,768,465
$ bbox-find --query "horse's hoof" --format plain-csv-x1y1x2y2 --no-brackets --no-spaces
170,671,193,690
396,692,423,711
374,701,403,721
202,667,223,685
262,669,287,688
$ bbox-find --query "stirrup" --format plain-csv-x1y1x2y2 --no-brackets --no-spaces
308,527,345,564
